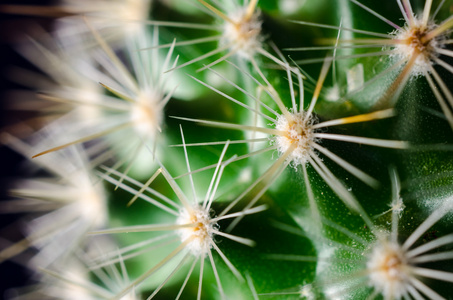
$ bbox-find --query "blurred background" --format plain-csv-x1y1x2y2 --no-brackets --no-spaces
0,1,53,297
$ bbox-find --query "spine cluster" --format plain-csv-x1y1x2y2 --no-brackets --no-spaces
1,0,453,299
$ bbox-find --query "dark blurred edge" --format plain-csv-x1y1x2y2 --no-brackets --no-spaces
0,1,53,298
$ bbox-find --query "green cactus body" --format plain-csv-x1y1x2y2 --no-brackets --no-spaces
1,0,453,299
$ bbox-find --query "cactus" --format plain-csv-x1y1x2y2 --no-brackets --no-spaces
1,0,453,299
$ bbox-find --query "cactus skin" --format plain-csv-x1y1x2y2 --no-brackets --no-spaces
0,0,453,299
